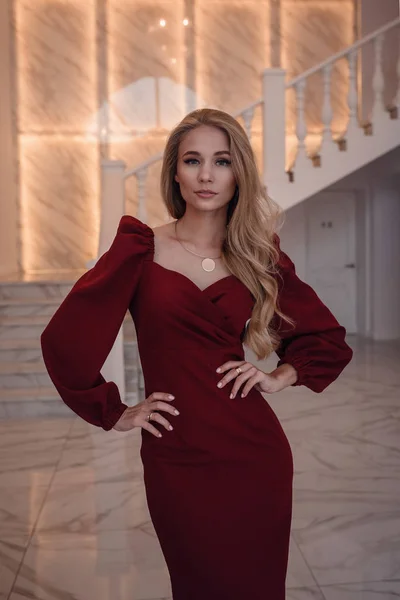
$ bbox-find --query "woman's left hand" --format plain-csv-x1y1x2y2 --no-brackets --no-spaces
215,361,297,398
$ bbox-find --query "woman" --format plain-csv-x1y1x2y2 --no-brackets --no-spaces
41,108,353,599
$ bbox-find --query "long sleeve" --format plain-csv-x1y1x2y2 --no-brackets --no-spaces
40,215,154,430
273,235,353,393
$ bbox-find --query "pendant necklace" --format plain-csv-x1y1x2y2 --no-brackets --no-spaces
174,220,222,272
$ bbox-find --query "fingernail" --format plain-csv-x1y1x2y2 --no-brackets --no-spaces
217,382,222,388
216,368,221,373
241,393,245,398
230,393,234,399
168,395,175,399
169,426,173,431
158,433,162,438
174,410,180,415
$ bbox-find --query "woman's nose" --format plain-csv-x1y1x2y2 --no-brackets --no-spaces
198,166,213,182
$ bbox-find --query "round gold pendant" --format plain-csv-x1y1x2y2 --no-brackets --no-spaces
202,258,216,272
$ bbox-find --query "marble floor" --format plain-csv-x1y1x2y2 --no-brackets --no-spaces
0,335,399,600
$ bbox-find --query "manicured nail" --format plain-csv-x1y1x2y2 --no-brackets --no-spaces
174,410,180,415
168,395,175,399
230,393,234,399
158,433,162,438
216,368,221,373
241,393,245,398
169,426,173,431
217,382,222,388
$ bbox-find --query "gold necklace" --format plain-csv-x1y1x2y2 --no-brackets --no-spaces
174,220,222,272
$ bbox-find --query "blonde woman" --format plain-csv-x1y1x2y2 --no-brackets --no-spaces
41,108,353,599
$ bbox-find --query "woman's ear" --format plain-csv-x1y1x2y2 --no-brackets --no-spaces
174,173,179,183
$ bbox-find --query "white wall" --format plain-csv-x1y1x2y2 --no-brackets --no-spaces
278,148,400,340
355,189,369,336
278,202,307,282
370,176,400,340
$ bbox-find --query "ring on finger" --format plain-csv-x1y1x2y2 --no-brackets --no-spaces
236,366,243,375
146,411,156,422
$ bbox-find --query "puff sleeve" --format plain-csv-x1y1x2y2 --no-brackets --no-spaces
273,235,353,393
40,215,154,430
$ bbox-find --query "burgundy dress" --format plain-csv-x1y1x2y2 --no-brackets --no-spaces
41,215,353,599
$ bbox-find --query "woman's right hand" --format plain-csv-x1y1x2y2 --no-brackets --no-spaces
112,392,179,437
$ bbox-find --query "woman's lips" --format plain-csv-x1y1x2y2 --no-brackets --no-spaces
195,191,218,198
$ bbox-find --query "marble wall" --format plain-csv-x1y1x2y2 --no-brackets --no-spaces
8,0,356,272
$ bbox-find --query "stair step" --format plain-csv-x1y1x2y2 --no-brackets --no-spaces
0,299,62,318
0,357,139,391
0,360,45,373
0,282,76,301
0,386,61,401
0,338,137,363
0,359,139,375
0,277,141,416
0,338,40,349
0,315,50,326
0,297,62,305
0,314,136,341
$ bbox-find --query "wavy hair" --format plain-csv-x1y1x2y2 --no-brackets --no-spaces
160,108,294,360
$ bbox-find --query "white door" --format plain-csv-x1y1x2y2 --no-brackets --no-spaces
306,191,357,334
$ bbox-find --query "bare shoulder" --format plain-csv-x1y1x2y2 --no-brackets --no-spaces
151,221,177,243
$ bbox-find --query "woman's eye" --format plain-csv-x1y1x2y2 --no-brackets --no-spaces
183,158,231,166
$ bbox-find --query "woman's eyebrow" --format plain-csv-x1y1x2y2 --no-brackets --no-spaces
182,150,231,157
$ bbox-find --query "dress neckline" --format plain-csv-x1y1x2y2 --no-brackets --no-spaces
150,261,236,294
146,225,235,294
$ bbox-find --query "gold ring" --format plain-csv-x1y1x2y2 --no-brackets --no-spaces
147,412,154,422
236,367,242,374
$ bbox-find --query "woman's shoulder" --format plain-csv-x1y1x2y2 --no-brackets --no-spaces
107,215,155,260
117,214,154,237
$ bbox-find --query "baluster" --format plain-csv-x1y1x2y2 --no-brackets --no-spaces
241,107,255,141
321,63,333,146
372,33,385,123
295,79,307,158
347,49,359,134
136,167,148,223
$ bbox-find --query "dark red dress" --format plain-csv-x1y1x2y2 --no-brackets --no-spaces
41,215,353,599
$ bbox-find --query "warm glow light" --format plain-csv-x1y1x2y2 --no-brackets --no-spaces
159,18,166,27
16,0,99,273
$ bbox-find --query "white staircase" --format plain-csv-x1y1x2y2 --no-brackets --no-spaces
1,18,399,420
96,17,400,257
0,282,141,419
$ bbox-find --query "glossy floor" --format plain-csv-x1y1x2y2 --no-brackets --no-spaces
1,336,399,599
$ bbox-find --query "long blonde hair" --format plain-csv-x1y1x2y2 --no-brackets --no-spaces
160,108,294,360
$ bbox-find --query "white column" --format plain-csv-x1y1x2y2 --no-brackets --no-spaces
370,177,400,340
91,159,127,405
136,168,148,224
0,0,19,277
262,68,286,193
97,159,126,258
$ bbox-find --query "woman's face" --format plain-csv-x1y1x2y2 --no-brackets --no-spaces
174,124,237,212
